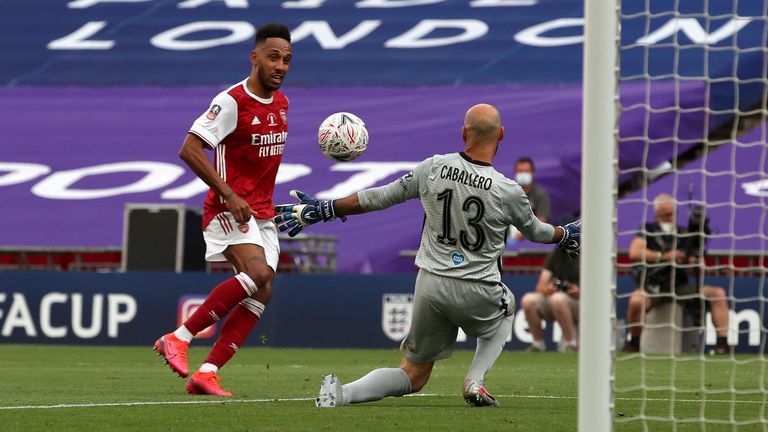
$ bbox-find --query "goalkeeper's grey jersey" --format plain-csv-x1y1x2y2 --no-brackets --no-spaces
358,152,554,283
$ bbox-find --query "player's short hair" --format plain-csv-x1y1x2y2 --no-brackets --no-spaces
515,157,535,171
254,23,291,46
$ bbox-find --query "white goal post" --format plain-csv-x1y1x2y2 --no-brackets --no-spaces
578,0,617,431
581,0,768,431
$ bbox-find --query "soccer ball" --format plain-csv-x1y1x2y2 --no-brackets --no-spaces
317,112,369,162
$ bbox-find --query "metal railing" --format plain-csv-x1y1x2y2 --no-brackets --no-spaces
0,246,122,272
0,234,337,273
399,249,768,276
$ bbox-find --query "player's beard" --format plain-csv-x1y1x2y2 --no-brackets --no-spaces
259,68,282,92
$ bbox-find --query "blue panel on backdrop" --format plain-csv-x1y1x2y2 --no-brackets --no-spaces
0,272,765,353
2,0,766,85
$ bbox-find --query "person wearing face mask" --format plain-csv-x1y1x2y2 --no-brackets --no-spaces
621,193,730,354
509,157,551,242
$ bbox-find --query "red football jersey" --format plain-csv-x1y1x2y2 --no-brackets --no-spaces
189,79,289,228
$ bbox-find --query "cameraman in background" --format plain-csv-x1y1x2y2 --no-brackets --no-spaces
622,193,731,354
521,247,580,352
508,157,552,243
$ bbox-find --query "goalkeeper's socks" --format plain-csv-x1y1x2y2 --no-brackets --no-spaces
184,273,257,335
204,299,264,368
341,368,412,405
466,315,514,384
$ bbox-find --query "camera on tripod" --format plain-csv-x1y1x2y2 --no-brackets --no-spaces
684,204,711,259
553,278,571,292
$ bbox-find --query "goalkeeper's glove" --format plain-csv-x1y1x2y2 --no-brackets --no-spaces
273,190,346,237
557,219,581,259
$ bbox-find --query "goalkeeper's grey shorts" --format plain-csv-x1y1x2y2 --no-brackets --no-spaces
400,269,515,363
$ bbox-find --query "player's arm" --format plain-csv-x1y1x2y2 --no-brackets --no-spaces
316,174,417,218
273,161,427,236
179,134,233,200
183,93,250,223
332,193,364,216
519,213,568,245
178,134,251,224
502,183,579,256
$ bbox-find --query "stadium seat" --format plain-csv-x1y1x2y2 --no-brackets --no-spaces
640,301,683,354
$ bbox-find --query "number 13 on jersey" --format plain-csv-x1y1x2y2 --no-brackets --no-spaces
436,188,486,252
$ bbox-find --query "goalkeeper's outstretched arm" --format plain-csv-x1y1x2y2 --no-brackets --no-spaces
272,165,423,237
332,192,365,217
334,161,425,217
334,178,415,217
499,181,578,254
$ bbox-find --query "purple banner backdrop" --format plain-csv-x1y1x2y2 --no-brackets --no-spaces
2,84,763,271
618,123,768,253
3,84,584,273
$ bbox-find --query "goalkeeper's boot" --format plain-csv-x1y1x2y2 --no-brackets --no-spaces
316,374,344,408
463,379,499,407
153,333,189,378
186,371,233,397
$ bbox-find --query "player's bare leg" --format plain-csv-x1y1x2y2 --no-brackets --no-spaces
549,292,577,352
155,242,273,393
621,289,646,352
185,243,274,396
702,285,731,353
316,357,428,408
464,315,513,407
400,357,433,393
521,292,546,351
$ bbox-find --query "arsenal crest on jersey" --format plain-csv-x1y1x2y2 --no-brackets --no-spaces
207,104,221,120
279,109,287,124
381,293,413,341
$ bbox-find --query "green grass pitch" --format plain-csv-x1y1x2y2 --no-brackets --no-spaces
1,345,765,431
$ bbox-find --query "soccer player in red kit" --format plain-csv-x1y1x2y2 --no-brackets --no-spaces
153,23,292,396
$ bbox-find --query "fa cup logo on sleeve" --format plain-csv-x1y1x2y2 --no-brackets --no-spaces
207,104,221,120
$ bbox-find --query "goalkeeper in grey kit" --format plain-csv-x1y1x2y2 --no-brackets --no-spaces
273,103,581,407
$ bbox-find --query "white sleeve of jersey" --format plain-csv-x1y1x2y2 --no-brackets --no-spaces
358,157,433,212
188,92,238,149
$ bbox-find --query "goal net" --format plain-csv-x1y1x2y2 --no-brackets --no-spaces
610,0,768,430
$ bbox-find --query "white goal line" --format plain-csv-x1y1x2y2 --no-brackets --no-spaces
1,393,765,411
